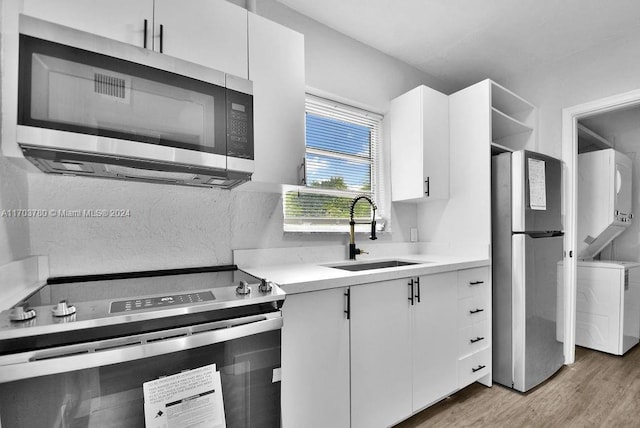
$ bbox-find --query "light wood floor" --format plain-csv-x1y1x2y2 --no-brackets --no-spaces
395,345,640,427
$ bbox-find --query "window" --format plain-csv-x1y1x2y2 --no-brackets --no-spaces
283,95,384,232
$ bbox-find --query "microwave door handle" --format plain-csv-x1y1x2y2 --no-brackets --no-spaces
0,315,282,383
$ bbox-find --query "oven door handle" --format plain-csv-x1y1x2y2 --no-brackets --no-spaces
0,313,282,383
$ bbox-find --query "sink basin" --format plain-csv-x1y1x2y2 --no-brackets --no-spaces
327,260,424,272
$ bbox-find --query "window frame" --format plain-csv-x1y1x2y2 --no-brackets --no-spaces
283,94,385,233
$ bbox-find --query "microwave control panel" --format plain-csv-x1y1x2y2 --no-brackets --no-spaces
226,90,254,159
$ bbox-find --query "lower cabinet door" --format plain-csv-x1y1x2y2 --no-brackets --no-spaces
281,288,350,428
350,279,413,428
412,272,458,409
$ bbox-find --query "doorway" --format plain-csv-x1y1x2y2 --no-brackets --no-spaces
562,89,640,364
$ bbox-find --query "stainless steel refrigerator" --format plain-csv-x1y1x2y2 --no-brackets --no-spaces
492,150,564,392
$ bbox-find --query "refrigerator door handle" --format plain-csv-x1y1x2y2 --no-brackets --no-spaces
512,234,527,390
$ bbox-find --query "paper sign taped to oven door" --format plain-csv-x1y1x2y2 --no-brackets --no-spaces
143,363,226,428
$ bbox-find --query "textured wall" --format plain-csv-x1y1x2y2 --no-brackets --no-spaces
0,157,30,266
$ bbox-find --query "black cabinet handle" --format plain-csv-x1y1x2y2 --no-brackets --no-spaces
469,280,484,285
408,279,414,306
470,336,485,343
344,289,350,320
143,19,148,49
472,365,486,373
159,24,164,53
469,308,484,314
425,177,430,196
415,277,421,303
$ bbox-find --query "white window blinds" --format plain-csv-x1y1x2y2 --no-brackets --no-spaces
283,95,383,232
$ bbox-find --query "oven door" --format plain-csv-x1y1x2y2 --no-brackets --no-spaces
0,314,282,428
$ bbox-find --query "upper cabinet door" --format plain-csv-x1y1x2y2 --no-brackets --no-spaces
247,12,305,187
390,85,449,202
153,0,248,78
22,0,153,47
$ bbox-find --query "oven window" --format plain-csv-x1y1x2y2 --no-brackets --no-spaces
0,330,280,428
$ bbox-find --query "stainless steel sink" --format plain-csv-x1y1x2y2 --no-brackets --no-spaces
327,260,424,272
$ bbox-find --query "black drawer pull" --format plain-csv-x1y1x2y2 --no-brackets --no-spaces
469,308,484,314
472,364,486,373
469,280,484,285
470,336,485,343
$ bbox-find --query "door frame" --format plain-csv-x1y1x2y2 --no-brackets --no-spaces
561,88,640,364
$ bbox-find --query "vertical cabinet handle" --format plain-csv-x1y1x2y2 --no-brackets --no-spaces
408,279,414,306
424,177,430,196
299,158,306,186
415,277,421,303
344,289,350,320
159,24,164,53
143,19,148,49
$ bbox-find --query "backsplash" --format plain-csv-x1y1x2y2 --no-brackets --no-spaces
26,173,411,277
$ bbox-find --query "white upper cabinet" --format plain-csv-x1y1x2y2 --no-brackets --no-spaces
154,0,248,78
390,85,449,202
247,12,305,187
22,0,249,78
22,0,153,47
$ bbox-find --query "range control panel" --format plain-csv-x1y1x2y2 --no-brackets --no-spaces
109,291,215,313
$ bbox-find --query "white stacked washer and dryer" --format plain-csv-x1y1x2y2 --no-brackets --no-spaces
560,148,640,355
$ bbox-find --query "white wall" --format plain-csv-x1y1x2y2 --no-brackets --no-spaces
502,36,640,160
13,1,449,276
254,0,455,111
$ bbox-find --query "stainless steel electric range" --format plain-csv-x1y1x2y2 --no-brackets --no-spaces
0,265,285,428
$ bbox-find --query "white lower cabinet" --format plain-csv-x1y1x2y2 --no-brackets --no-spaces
457,267,492,387
281,288,350,428
350,272,458,428
350,279,413,428
412,273,459,409
281,266,491,428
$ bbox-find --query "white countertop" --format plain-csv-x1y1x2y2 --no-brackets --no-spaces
241,254,489,294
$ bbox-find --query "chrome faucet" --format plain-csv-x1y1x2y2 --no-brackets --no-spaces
349,195,377,260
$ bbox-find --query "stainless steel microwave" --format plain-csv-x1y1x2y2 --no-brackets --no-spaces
14,15,253,189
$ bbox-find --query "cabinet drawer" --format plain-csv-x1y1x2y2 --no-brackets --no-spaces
458,319,490,358
458,347,491,388
458,292,491,328
458,267,489,298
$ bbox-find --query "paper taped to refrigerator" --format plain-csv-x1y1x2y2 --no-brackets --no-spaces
528,158,547,210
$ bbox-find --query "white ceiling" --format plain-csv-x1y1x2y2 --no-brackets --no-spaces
275,0,640,89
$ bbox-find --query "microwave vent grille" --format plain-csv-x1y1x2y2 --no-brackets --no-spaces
94,72,126,99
